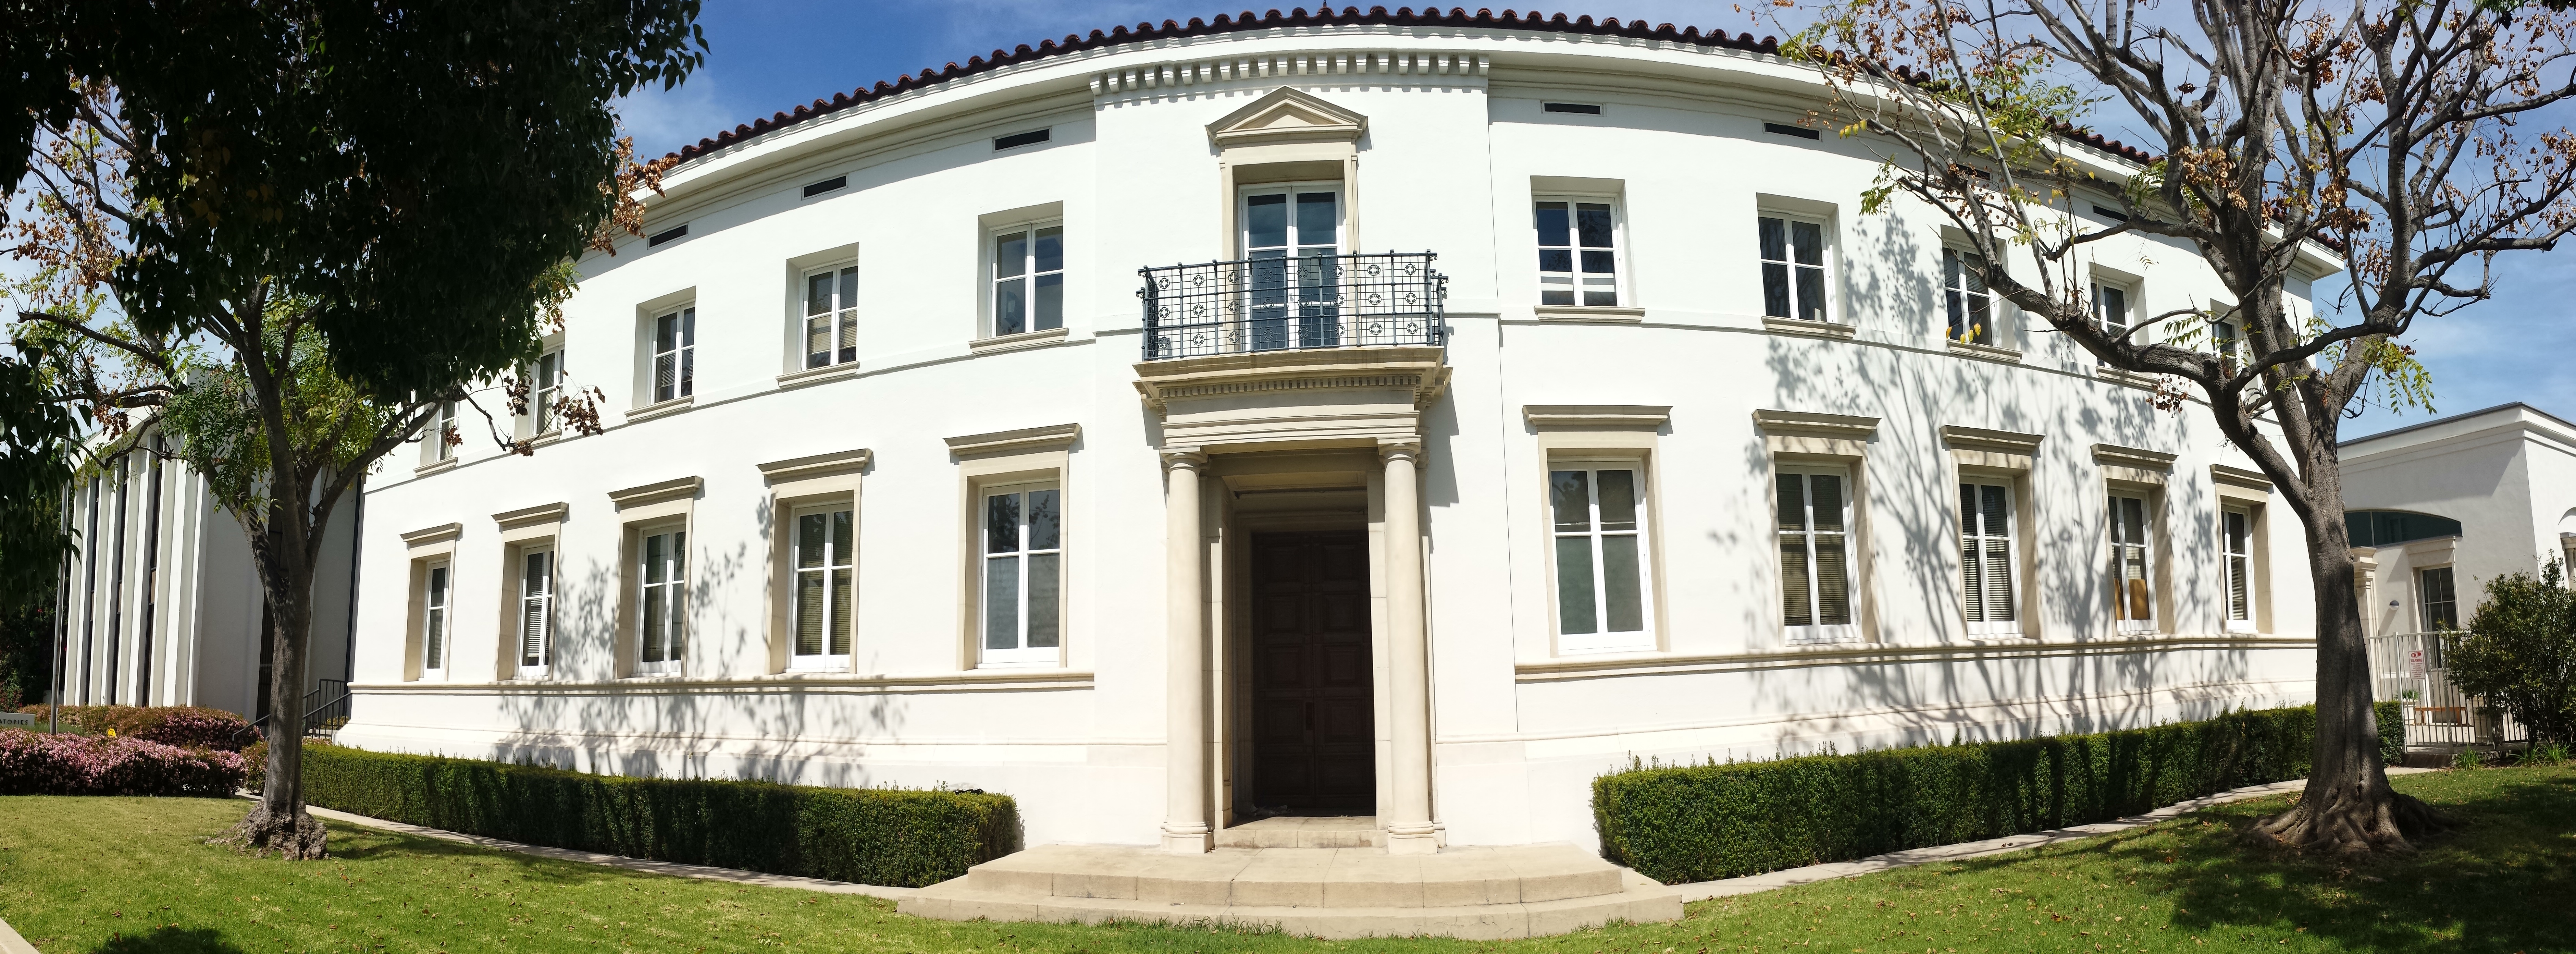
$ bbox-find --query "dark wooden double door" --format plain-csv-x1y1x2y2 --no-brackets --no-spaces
1250,531,1376,814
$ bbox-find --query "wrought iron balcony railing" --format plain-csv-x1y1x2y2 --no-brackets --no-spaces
1139,251,1448,360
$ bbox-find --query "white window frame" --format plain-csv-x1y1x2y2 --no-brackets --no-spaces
635,524,686,674
788,502,856,671
1776,465,1857,643
2418,565,2459,633
1960,480,2022,636
2108,493,2156,634
988,221,1065,338
516,546,555,677
1534,196,1624,307
431,401,457,462
531,347,564,435
2093,279,2135,343
978,480,1064,666
1759,213,1834,322
802,264,859,369
1548,460,1655,653
420,560,450,680
649,306,695,404
1238,183,1348,350
1945,248,1997,344
2222,507,2257,632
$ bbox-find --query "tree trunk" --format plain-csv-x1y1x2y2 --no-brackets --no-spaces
211,518,327,859
2252,452,2445,852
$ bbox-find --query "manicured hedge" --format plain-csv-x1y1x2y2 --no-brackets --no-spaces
16,704,252,751
0,729,247,796
297,745,1018,888
1596,702,2407,884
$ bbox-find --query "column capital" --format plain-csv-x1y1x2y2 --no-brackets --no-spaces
1377,440,1424,464
1160,448,1209,470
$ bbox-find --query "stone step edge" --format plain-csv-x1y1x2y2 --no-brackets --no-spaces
899,874,1681,940
964,862,1626,906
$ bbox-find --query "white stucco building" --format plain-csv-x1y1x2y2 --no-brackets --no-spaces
335,9,2325,854
2341,403,2576,638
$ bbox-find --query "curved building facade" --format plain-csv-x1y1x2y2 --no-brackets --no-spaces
342,10,2324,853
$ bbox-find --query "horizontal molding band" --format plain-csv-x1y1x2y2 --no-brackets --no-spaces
1514,634,2314,683
352,669,1095,697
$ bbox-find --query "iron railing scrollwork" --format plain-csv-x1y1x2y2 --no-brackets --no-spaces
1139,251,1449,360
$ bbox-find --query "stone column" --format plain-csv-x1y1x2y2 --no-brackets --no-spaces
1160,450,1213,854
1379,441,1438,855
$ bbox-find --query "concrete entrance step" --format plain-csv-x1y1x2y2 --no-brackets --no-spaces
1215,816,1385,848
897,843,1681,939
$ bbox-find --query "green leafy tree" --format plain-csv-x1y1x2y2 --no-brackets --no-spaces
2445,562,2576,747
2,1,703,859
1768,0,2576,853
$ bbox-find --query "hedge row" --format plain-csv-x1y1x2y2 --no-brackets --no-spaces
297,745,1018,888
0,729,247,796
16,704,252,751
1596,702,2405,884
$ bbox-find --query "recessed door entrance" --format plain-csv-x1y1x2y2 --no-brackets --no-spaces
1249,530,1375,814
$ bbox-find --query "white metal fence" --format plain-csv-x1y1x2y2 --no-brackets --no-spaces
2367,631,2528,747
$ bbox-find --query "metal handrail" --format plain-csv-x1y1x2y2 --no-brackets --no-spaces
235,677,353,742
1139,251,1448,360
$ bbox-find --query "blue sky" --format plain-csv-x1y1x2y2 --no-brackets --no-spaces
614,2,2575,438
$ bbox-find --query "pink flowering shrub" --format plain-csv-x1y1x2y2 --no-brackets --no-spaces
0,729,247,796
14,704,251,750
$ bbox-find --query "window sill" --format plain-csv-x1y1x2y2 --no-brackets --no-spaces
527,430,565,449
970,326,1069,354
626,395,694,424
413,457,459,477
620,670,687,681
2097,366,2161,390
1762,316,1856,340
1533,305,1645,324
776,362,860,390
1945,339,2024,364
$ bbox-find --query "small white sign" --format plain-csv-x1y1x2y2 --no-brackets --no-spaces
2407,649,2427,677
0,712,33,728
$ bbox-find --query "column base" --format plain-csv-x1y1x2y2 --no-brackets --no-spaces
1160,823,1212,855
1383,822,1440,855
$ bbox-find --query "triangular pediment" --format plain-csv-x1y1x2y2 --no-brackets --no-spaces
1207,87,1367,147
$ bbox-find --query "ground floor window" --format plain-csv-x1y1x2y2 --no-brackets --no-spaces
637,528,685,673
1776,467,1854,641
1960,481,2019,635
792,504,855,667
518,548,554,675
421,561,448,677
2109,494,2155,633
981,484,1062,664
1551,463,1652,651
2223,508,2257,632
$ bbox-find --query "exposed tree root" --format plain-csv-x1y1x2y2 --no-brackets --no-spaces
2249,781,2449,856
209,803,329,860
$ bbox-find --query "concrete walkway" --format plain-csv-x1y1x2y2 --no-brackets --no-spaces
1671,768,2435,901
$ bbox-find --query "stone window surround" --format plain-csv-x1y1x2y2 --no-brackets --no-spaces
608,476,703,680
491,502,567,680
758,448,872,675
945,424,1079,671
2213,463,2277,634
1525,405,1672,657
2094,443,2178,636
1753,409,1883,646
781,243,861,382
1943,425,2046,640
1529,175,1631,314
398,522,462,683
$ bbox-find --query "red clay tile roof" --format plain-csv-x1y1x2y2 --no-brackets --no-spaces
667,6,2162,168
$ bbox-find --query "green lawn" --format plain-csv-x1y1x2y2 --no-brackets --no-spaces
1,765,2568,954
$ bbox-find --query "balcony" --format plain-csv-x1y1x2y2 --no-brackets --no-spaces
1138,252,1449,360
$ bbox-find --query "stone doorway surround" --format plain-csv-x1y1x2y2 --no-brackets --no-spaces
1139,346,1448,856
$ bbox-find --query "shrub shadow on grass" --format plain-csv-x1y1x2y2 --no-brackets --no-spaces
91,925,248,953
313,819,697,888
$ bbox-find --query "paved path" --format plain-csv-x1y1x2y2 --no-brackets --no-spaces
1671,768,2435,901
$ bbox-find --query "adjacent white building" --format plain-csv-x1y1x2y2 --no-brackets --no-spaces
334,10,2326,853
2341,403,2576,636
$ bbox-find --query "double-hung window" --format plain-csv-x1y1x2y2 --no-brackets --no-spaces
1776,468,1854,641
1945,249,1995,344
1535,199,1619,306
1550,465,1652,651
991,224,1064,337
421,562,449,678
2109,494,2155,633
636,528,685,673
517,548,554,675
532,349,564,434
1759,216,1830,322
791,504,854,668
2419,566,2459,633
1959,481,2020,635
2222,509,2257,631
2094,282,2132,342
981,485,1062,664
651,307,695,403
432,401,457,462
804,266,859,368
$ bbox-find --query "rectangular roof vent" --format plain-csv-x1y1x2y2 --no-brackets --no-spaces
1543,102,1602,115
1763,122,1821,140
646,224,688,247
803,175,847,198
994,128,1051,150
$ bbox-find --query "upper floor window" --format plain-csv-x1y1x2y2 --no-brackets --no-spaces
1551,464,1652,651
532,348,564,434
981,484,1062,664
2109,494,2155,633
1243,186,1343,350
637,528,686,673
652,307,695,403
1945,249,1995,345
1777,467,1854,641
517,547,555,675
2222,508,2257,631
1760,215,1830,322
791,504,855,668
991,224,1063,337
421,562,449,677
2093,281,2132,341
1535,199,1619,307
1960,481,2019,635
804,266,858,369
